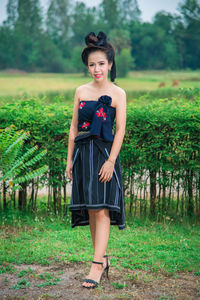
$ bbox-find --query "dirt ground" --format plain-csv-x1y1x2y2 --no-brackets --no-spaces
0,261,199,300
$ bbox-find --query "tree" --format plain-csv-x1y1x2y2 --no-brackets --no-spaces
153,11,175,34
178,0,200,69
35,33,69,72
173,15,185,69
4,0,18,29
15,0,43,38
99,0,121,29
153,11,180,69
46,0,72,58
70,2,98,46
119,0,141,25
0,26,16,69
178,0,200,24
71,46,86,73
116,48,135,77
129,20,181,70
12,0,44,70
108,29,131,55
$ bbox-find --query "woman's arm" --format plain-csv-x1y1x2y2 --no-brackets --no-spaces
66,88,80,180
108,89,127,163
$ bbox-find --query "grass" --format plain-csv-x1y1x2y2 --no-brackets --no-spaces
0,208,199,276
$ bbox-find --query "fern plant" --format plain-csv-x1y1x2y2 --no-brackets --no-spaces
0,124,48,191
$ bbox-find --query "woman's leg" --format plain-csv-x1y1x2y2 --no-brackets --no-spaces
88,210,107,256
88,210,109,275
82,209,110,288
88,210,96,249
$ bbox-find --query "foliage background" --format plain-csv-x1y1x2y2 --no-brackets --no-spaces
0,0,200,74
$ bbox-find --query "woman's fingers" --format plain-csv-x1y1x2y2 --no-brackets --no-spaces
99,171,112,183
69,169,73,181
66,167,73,181
98,161,114,182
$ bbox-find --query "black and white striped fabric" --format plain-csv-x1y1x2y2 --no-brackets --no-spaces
69,133,126,230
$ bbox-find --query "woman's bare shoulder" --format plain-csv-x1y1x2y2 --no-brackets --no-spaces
111,84,126,108
76,83,91,92
75,83,92,99
113,84,126,97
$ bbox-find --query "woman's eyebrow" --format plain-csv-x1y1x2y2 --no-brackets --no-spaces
89,60,105,64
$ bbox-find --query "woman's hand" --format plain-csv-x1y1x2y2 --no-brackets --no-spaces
98,160,115,183
66,160,73,181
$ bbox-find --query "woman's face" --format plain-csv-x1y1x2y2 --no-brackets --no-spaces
87,50,112,82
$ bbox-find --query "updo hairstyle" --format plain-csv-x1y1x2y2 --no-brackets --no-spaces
81,31,116,82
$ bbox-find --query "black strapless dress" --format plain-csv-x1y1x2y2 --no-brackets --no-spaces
69,95,126,230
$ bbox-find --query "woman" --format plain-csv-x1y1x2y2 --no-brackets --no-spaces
66,31,126,289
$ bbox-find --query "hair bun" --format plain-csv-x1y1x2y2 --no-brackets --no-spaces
96,31,107,46
85,31,108,47
85,32,98,45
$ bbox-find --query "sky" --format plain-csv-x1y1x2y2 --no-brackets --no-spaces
0,0,181,25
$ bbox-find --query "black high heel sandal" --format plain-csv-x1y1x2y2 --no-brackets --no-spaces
103,255,110,279
82,261,104,289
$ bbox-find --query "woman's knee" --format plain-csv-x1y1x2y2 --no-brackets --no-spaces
95,209,109,219
88,208,109,218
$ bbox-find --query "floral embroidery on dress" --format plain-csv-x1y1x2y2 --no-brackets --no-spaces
96,107,107,122
81,121,90,129
79,101,85,109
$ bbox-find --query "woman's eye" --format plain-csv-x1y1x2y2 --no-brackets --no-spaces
89,63,104,66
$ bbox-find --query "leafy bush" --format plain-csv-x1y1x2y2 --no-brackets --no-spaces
0,125,48,191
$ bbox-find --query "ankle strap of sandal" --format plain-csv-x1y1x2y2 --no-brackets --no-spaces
92,261,104,265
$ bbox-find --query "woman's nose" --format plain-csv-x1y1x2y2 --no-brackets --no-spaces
94,65,100,71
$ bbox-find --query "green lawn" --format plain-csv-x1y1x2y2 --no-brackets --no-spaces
0,209,199,276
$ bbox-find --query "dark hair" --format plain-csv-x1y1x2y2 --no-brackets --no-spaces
81,31,116,82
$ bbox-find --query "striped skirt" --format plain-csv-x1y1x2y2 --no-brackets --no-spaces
69,132,126,230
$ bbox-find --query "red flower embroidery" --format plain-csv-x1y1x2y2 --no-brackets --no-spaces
79,101,85,109
96,107,107,122
81,121,90,129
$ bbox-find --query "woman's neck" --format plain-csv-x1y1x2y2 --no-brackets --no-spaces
91,79,112,91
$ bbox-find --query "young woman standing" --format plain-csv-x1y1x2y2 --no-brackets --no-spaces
66,31,126,288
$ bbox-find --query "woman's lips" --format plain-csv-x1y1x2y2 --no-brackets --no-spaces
94,74,102,78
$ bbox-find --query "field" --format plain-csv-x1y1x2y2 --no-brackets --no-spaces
0,70,200,97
